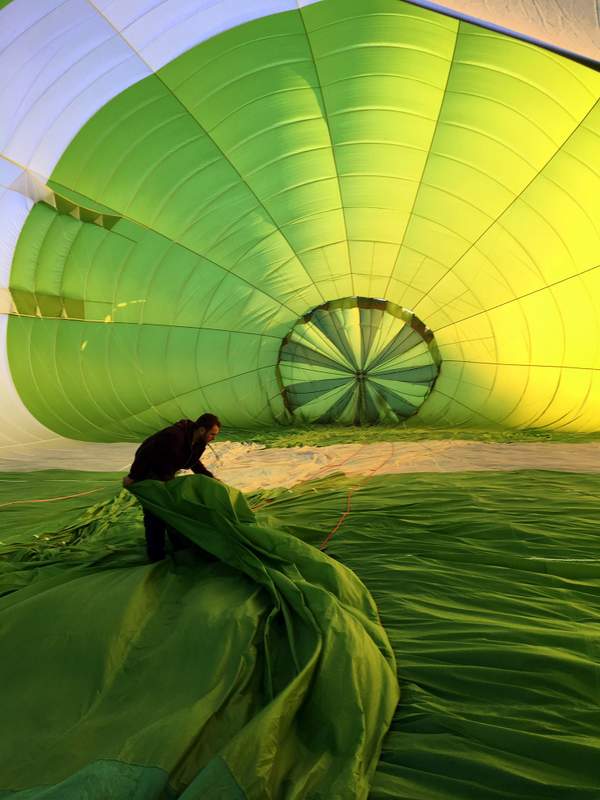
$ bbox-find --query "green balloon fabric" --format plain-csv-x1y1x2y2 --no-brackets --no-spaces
0,475,399,799
2,468,600,798
5,0,600,439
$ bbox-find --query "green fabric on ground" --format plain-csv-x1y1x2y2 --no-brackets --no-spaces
0,471,125,546
264,471,600,799
1,469,600,798
0,475,398,799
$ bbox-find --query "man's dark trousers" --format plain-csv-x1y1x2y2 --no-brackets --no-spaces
143,509,190,562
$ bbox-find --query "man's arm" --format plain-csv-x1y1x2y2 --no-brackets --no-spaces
191,460,214,478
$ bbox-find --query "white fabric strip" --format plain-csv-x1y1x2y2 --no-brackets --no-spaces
0,161,34,290
1,438,599,480
0,314,61,446
90,0,321,72
0,0,151,178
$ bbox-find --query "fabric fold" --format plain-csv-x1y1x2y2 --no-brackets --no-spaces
130,475,399,800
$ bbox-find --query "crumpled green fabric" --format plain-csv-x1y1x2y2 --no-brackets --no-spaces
131,476,399,799
3,468,600,798
0,475,399,799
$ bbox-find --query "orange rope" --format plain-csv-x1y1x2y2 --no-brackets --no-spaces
252,443,399,546
318,442,398,550
318,488,356,550
0,487,106,509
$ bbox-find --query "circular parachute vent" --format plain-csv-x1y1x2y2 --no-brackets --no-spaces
277,298,441,425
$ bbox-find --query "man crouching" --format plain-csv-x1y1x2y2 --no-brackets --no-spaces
123,413,221,562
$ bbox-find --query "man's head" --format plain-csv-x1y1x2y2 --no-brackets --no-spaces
192,412,221,445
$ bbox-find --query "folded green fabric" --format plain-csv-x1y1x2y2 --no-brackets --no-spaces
132,476,400,799
0,475,399,799
3,468,600,798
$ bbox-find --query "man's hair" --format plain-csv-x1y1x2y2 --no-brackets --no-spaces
195,412,221,430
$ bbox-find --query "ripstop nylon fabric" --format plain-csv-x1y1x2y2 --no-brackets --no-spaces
0,475,398,799
3,0,600,441
1,468,599,797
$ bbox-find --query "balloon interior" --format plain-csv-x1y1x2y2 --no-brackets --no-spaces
1,2,599,799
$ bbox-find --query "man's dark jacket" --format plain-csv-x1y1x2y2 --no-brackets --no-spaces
128,420,214,482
